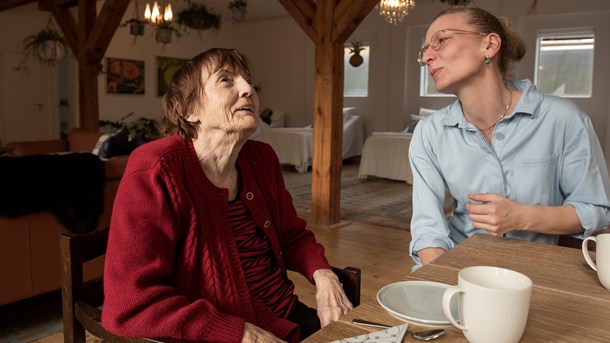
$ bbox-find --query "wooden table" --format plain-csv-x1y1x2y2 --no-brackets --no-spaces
304,234,610,342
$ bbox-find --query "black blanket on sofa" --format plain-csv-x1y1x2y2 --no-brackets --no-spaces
0,153,105,233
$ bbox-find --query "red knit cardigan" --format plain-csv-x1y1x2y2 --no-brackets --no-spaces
102,135,331,342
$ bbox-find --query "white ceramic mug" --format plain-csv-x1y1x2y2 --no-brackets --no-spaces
582,233,610,290
442,266,532,343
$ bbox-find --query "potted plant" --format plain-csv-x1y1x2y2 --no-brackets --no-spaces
153,20,181,44
348,40,365,67
176,1,221,31
122,18,146,36
228,0,248,22
19,26,69,68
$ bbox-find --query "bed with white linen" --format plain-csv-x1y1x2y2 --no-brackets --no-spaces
357,132,413,184
357,107,436,184
252,113,365,173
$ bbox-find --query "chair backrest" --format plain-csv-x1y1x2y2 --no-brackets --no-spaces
60,227,160,343
60,227,362,342
331,266,362,307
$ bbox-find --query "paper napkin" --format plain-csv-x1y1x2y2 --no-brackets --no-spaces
330,324,408,343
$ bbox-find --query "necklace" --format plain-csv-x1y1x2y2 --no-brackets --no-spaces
466,90,513,137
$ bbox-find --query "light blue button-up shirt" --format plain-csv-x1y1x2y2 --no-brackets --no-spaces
409,79,610,270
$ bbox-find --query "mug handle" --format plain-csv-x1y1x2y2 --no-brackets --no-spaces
442,286,467,331
582,236,597,271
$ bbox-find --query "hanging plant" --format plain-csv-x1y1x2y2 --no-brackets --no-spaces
153,20,181,45
122,18,146,37
348,40,365,67
18,24,68,70
176,1,221,31
228,0,248,22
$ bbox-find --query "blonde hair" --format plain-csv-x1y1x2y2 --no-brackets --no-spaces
436,7,526,80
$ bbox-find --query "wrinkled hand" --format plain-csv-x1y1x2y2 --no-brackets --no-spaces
466,193,525,236
241,322,287,343
313,269,354,327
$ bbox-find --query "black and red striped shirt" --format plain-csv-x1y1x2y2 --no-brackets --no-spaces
229,198,297,318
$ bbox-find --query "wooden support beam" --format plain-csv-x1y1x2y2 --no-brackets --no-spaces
40,0,129,131
279,0,378,227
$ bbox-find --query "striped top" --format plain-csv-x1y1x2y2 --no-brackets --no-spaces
229,198,297,318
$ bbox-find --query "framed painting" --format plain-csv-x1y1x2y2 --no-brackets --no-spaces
157,56,189,97
106,57,145,95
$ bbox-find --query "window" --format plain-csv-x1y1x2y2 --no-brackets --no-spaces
420,66,446,97
535,30,594,98
344,45,369,97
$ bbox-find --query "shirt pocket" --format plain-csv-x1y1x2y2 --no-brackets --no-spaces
513,152,560,205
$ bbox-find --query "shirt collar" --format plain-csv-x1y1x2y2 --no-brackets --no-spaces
441,79,542,128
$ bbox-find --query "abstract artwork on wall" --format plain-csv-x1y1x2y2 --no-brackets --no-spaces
106,57,145,95
157,56,189,97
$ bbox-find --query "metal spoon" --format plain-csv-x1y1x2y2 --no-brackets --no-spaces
352,319,446,341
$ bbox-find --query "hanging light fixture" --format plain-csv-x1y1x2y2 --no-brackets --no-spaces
379,0,415,25
144,1,173,24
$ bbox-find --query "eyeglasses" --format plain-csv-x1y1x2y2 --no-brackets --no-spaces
417,29,488,66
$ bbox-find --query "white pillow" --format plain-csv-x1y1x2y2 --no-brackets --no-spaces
270,111,285,128
91,134,110,156
343,107,356,123
407,114,426,133
419,107,436,116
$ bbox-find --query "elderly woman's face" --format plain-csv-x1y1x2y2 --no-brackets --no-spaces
190,65,260,136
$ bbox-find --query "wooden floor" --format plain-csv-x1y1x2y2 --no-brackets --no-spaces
34,216,413,343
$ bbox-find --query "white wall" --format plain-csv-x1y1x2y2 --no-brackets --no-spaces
1,0,610,168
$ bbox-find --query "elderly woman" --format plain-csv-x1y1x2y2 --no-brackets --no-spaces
409,7,610,270
102,48,352,343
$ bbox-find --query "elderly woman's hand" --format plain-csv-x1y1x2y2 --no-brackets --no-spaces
313,268,354,327
241,322,287,343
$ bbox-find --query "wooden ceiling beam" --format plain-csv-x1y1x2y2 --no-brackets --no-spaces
277,0,317,42
85,0,130,65
38,0,78,10
333,0,379,43
0,0,35,11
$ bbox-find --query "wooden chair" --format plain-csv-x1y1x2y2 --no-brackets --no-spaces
60,227,361,343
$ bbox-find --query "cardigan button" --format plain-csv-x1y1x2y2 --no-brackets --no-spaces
264,220,271,228
246,192,254,200
279,250,283,258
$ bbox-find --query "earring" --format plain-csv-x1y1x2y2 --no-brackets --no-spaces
485,57,491,65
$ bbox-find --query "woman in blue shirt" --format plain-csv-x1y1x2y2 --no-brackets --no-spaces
410,6,610,270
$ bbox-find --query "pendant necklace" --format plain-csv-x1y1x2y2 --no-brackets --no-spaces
466,90,513,138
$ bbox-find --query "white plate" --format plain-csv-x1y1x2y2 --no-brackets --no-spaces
377,281,459,326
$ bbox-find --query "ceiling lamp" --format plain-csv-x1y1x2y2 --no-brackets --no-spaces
144,1,173,24
379,0,415,25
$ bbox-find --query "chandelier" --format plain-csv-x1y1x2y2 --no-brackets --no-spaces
144,1,173,23
379,0,415,25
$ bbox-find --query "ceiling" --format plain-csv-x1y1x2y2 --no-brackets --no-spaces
205,0,289,22
0,0,290,21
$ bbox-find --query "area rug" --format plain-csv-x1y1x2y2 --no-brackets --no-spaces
283,161,414,230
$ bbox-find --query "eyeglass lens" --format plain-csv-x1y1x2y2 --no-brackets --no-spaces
417,30,446,66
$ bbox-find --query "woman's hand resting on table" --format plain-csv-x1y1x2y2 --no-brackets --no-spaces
466,193,524,236
466,193,582,236
313,269,354,327
241,322,287,343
